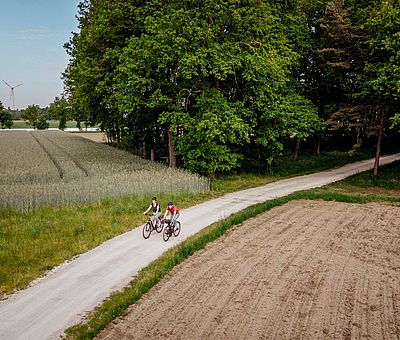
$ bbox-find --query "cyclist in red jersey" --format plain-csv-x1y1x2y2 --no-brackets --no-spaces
163,201,180,226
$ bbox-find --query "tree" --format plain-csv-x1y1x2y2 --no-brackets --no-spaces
36,116,49,130
168,90,251,175
357,0,400,175
0,101,13,129
22,105,42,129
63,0,138,139
48,97,71,130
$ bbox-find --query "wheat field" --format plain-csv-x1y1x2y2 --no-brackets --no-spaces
0,131,209,211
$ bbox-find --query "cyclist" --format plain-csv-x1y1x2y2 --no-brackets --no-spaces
163,201,180,227
143,197,162,226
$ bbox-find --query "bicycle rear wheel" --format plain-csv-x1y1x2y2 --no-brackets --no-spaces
142,222,152,239
156,220,163,233
173,221,181,237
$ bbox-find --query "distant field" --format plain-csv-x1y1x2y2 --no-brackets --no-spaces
11,120,80,129
0,130,209,210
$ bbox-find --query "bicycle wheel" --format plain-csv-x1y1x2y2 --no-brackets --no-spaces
173,221,181,237
155,219,163,233
163,224,171,242
142,222,152,239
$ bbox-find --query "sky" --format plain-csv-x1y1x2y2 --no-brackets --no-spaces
0,0,80,110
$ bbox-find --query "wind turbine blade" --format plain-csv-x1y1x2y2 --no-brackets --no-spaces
2,80,12,88
14,83,24,88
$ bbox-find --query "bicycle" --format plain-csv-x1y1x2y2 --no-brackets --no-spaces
142,214,163,239
162,218,181,242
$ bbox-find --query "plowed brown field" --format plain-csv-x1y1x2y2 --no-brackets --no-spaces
98,200,400,340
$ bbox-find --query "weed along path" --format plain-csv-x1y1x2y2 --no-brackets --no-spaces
0,154,399,340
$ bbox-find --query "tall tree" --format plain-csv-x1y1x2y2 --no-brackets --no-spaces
63,0,138,139
357,0,400,175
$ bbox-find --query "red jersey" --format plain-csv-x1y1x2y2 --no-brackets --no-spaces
166,205,179,214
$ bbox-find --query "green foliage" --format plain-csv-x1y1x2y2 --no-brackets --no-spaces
170,90,251,175
255,92,323,163
63,0,399,175
65,0,322,174
0,101,13,129
36,116,49,130
359,0,400,103
390,113,400,129
22,105,42,129
48,97,71,130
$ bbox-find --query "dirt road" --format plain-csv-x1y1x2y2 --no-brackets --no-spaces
98,200,400,340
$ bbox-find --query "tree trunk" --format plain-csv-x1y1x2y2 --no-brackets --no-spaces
142,140,147,159
167,125,176,167
150,146,155,161
294,139,301,160
373,107,385,177
316,137,321,156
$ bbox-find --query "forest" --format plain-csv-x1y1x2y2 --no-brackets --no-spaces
63,0,400,176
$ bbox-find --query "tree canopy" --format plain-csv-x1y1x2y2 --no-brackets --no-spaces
64,0,399,175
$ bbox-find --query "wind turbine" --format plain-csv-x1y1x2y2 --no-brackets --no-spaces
2,80,23,110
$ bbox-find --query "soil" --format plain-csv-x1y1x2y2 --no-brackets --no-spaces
97,200,400,340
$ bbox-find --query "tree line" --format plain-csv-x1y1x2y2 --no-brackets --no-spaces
63,0,400,176
0,97,79,130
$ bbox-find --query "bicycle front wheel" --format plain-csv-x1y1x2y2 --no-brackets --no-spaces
142,222,152,239
163,225,171,242
173,221,181,237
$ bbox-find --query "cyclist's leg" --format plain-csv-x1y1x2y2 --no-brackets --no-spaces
154,212,162,224
173,213,180,226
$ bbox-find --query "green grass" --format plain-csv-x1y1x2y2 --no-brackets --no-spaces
11,120,80,129
342,160,400,190
325,160,400,197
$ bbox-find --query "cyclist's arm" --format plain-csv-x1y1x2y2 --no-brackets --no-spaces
144,205,151,214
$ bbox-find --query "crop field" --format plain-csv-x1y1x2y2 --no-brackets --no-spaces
0,131,209,211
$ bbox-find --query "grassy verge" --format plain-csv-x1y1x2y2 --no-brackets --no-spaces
0,150,376,297
64,186,399,339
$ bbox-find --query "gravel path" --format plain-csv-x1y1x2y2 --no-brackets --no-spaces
0,154,399,340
